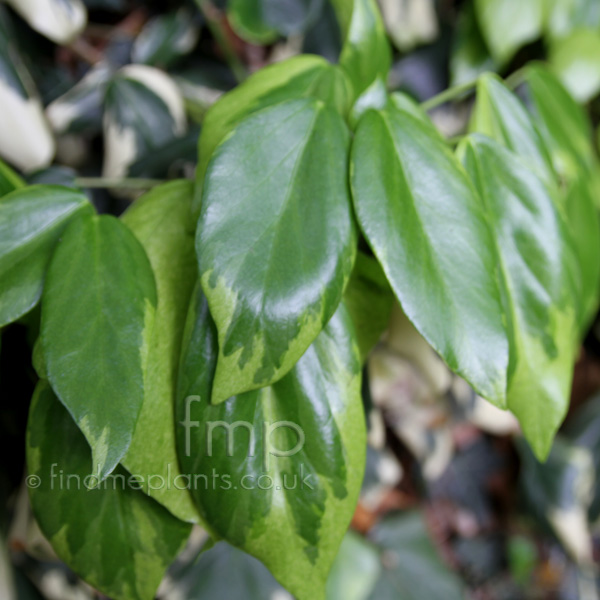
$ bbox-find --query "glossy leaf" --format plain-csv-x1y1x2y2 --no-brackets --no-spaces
0,8,55,172
474,0,543,66
469,73,554,183
549,28,600,102
120,181,199,523
343,251,393,362
460,134,580,459
197,98,356,403
331,0,391,98
524,63,595,180
351,102,509,407
0,158,24,197
0,185,91,327
41,211,157,478
194,55,352,215
27,381,191,600
473,69,600,331
103,65,186,179
176,291,366,600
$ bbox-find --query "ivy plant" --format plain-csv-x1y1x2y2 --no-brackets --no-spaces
1,0,599,599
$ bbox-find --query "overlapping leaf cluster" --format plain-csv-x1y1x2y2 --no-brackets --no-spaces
0,0,599,599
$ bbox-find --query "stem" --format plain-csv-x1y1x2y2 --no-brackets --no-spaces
420,78,479,112
75,177,165,190
195,0,247,83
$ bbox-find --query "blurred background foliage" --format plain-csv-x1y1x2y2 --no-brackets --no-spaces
4,0,600,598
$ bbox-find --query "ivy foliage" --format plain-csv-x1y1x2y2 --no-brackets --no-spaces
0,0,599,599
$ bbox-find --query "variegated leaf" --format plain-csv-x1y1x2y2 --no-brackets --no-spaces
103,65,186,179
194,55,352,216
3,0,86,44
120,180,200,523
27,381,191,600
41,211,157,479
176,289,366,600
46,62,113,135
0,8,55,172
197,98,357,403
460,134,580,459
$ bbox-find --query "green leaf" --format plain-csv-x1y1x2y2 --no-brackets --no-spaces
450,1,496,87
343,252,393,362
331,0,391,97
350,102,509,407
473,69,600,331
0,159,24,197
197,98,357,403
103,65,186,179
524,63,595,180
469,73,554,184
41,211,157,479
176,290,366,600
27,381,191,600
474,0,543,66
460,134,580,460
120,181,199,523
0,185,91,328
367,512,465,599
549,28,600,102
194,55,352,216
